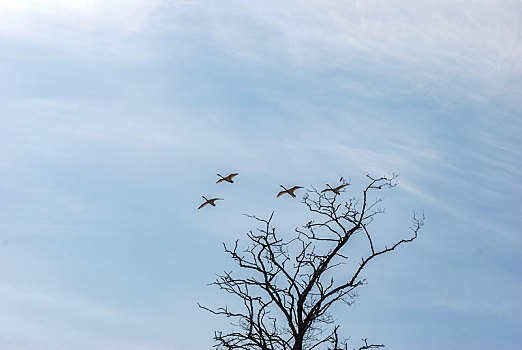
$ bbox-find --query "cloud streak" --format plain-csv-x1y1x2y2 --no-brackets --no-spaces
1,0,520,101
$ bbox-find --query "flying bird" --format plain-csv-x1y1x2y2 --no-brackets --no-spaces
216,173,239,184
277,185,303,198
198,196,224,209
321,183,350,195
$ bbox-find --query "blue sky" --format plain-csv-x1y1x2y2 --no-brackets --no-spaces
0,1,521,349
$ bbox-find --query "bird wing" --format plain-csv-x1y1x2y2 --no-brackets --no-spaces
216,178,225,184
320,188,331,193
276,190,286,198
229,173,239,179
338,184,349,190
198,202,209,209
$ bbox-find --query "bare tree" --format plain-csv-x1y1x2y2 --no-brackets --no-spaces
199,174,424,350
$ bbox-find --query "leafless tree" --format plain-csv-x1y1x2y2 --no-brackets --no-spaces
199,174,424,350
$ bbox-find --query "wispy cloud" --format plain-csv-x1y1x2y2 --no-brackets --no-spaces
0,283,135,323
0,0,166,60
183,0,522,101
1,1,520,100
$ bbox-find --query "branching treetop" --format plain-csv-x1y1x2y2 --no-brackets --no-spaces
200,174,424,350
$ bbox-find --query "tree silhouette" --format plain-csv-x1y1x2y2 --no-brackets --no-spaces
199,174,424,350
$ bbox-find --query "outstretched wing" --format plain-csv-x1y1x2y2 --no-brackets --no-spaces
209,198,224,205
229,173,239,179
198,201,209,209
320,188,331,193
276,190,286,198
216,178,225,184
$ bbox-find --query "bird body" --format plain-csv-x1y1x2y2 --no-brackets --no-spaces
277,185,303,198
198,196,224,209
321,183,349,195
216,173,239,184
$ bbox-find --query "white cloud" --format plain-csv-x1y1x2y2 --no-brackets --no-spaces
0,0,157,33
0,0,166,60
1,0,519,99
192,0,521,97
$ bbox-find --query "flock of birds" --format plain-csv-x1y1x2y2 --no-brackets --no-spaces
198,173,349,209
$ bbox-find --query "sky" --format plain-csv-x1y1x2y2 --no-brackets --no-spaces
0,0,521,349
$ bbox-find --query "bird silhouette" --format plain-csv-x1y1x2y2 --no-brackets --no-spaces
277,185,303,198
321,183,349,195
198,196,224,209
216,173,239,184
